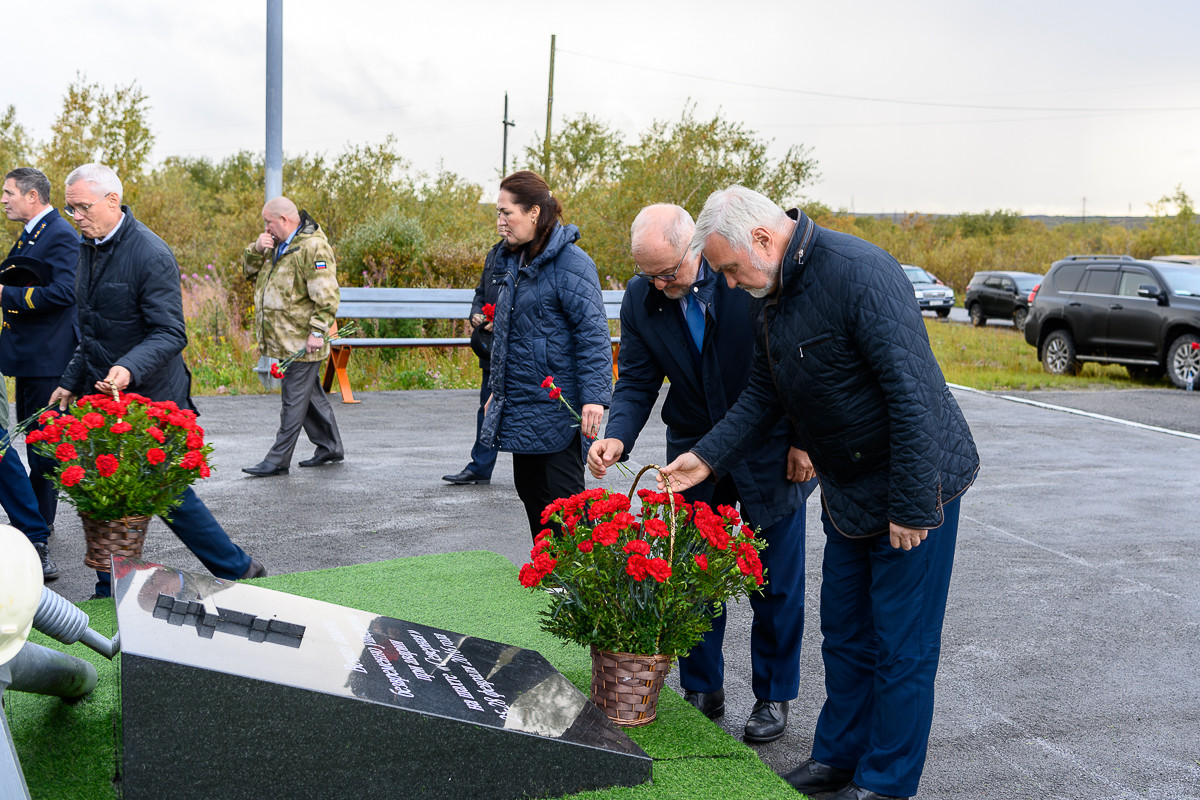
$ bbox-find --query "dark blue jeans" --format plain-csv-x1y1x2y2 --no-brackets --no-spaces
0,430,51,544
94,487,252,596
465,368,498,479
811,495,962,798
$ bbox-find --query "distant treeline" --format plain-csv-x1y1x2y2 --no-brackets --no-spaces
3,76,1197,323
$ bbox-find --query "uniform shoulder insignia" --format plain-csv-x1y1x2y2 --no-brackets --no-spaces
314,260,327,269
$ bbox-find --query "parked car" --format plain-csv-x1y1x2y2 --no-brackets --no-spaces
902,265,954,317
964,271,1044,330
1023,254,1200,388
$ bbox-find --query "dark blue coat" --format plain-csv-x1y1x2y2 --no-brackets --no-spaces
693,210,979,538
1,208,80,378
481,224,612,455
59,207,195,411
605,262,809,529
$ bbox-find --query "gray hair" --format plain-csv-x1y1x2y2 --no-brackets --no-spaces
690,185,791,256
630,203,694,254
4,168,51,205
65,163,123,201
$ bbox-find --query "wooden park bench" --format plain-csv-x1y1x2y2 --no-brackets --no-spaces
322,287,625,403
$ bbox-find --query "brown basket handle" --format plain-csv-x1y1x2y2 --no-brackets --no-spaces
627,464,682,654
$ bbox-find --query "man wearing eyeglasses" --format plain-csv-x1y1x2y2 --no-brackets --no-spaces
2,167,80,564
587,203,815,745
49,162,266,598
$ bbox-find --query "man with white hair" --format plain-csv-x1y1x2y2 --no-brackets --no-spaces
589,203,815,743
50,163,265,598
241,196,343,477
658,186,979,800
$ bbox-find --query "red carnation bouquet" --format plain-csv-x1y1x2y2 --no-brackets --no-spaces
518,468,767,656
27,393,213,520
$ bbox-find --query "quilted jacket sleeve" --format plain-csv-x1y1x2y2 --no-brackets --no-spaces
847,267,947,528
116,246,189,384
558,248,612,408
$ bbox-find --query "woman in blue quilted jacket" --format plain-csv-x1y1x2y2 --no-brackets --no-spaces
480,171,612,540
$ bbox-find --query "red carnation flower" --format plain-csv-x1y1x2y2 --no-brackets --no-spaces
146,448,167,465
541,376,555,388
147,426,166,444
61,465,85,487
25,430,46,444
199,465,212,478
66,422,89,441
270,363,285,379
81,412,105,429
482,303,495,322
181,450,206,470
694,554,709,570
518,563,542,587
54,443,78,462
548,387,562,400
38,410,59,424
625,554,649,581
110,421,133,434
95,454,119,477
40,425,63,443
577,539,594,553
622,539,651,555
643,518,669,538
186,432,204,449
646,557,672,583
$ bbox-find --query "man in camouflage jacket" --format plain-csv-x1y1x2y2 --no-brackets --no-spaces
241,197,344,476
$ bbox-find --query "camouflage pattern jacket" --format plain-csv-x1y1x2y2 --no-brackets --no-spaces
242,211,339,361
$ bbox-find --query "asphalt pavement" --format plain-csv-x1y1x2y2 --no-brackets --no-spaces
18,384,1200,800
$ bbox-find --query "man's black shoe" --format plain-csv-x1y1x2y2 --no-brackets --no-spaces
242,461,288,477
441,469,490,485
240,558,268,580
827,782,908,800
34,542,59,582
299,453,344,467
782,758,854,794
743,699,788,743
86,593,110,601
682,688,725,720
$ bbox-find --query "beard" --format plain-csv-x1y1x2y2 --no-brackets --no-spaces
744,248,780,299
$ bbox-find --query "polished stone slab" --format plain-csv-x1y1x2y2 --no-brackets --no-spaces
114,558,650,799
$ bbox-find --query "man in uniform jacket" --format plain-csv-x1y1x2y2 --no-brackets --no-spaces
588,204,816,744
241,197,343,477
659,187,979,800
50,163,265,598
1,167,80,541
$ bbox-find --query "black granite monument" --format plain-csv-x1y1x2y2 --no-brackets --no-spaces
113,558,651,799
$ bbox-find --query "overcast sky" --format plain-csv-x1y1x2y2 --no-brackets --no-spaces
12,1,1200,216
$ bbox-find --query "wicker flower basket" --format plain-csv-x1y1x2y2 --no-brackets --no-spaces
590,646,674,727
79,512,152,570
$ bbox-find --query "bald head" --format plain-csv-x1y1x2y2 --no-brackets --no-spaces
263,196,299,221
261,196,300,245
630,204,701,300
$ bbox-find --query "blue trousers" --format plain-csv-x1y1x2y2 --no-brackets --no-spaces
465,368,498,479
811,496,961,798
95,486,252,596
0,430,51,544
15,376,62,526
677,477,806,702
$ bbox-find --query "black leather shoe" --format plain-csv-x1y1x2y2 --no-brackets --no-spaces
743,699,788,743
299,453,344,467
240,558,268,580
242,460,288,477
782,758,855,794
441,469,490,485
34,542,59,582
682,688,725,720
827,782,908,800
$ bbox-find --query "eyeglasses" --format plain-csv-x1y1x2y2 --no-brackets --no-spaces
633,251,687,283
63,195,110,219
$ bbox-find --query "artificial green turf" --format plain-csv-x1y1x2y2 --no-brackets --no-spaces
7,551,797,799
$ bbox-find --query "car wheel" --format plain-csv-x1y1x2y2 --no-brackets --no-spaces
968,303,986,327
1166,333,1200,389
1042,330,1080,375
935,308,950,318
1013,308,1028,332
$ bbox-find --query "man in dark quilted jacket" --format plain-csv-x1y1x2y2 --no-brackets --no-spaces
658,185,979,800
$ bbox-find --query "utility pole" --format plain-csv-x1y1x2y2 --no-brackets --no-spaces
543,34,555,177
502,92,516,178
265,0,283,202
1081,196,1087,225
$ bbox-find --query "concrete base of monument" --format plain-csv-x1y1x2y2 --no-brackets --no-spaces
113,557,650,800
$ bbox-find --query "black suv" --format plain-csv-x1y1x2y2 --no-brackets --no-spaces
1024,255,1200,388
964,271,1043,330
